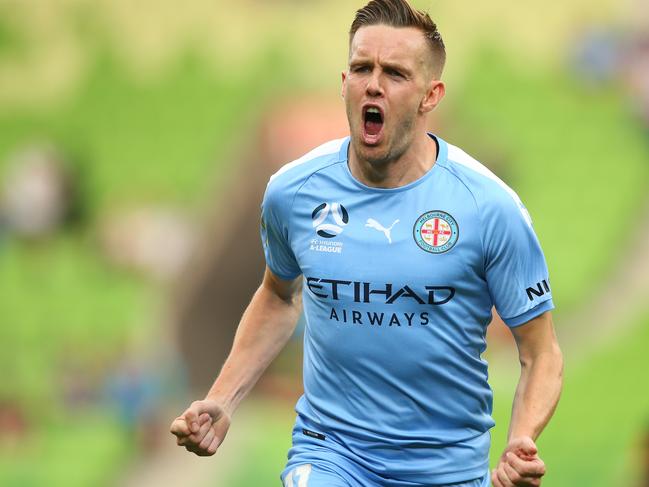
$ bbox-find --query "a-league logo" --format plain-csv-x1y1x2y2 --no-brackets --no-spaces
312,203,349,238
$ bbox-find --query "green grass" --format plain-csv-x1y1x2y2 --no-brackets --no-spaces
0,41,293,486
0,46,290,214
0,235,147,402
447,48,649,313
0,44,292,402
0,411,134,487
226,400,295,487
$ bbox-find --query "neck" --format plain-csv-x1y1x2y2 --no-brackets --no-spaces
348,131,438,189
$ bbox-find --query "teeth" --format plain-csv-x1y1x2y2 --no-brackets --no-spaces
366,108,380,114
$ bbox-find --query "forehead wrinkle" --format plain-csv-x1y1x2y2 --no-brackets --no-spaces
350,53,412,73
349,26,431,75
349,43,418,72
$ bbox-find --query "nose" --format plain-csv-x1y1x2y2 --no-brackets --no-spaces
365,69,383,97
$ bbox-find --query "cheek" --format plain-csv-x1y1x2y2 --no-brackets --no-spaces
345,79,364,97
397,90,425,115
389,91,417,117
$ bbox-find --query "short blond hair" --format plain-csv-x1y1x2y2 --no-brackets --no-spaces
349,0,446,78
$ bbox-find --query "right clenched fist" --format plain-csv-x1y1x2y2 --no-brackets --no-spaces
169,399,232,456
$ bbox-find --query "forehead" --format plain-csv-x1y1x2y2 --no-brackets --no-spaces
349,24,429,67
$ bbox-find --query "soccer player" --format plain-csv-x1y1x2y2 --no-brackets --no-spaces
169,1,564,486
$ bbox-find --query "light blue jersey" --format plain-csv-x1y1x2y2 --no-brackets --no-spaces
261,134,554,485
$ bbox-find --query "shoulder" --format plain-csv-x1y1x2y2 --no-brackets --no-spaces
441,140,532,226
265,137,347,201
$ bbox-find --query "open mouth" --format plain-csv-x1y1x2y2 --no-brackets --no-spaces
363,106,384,143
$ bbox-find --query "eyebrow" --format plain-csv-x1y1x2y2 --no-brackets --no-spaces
349,58,413,77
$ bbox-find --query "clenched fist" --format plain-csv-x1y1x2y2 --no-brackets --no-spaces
492,436,546,487
169,399,232,456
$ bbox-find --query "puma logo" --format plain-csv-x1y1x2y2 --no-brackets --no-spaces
365,218,399,244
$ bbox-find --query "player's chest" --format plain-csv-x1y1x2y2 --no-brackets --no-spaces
289,189,484,286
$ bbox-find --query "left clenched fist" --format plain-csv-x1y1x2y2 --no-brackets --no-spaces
492,436,546,487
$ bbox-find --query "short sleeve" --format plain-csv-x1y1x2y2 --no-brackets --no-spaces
482,190,554,327
260,180,301,280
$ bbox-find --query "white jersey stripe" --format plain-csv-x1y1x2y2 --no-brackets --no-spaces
268,138,346,185
447,144,533,227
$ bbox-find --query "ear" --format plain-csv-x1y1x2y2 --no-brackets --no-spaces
341,71,347,98
420,80,445,114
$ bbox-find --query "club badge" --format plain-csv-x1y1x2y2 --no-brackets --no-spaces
413,210,459,254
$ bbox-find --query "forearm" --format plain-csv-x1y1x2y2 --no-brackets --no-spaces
204,279,301,416
508,344,563,441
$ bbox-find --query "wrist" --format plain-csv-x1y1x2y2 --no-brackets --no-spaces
203,391,236,417
508,429,539,443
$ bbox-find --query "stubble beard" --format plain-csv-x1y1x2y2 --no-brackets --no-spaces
347,105,416,168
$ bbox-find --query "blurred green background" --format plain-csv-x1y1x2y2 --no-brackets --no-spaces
1,0,648,486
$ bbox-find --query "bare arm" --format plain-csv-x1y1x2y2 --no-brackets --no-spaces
205,266,302,416
492,310,564,487
508,310,563,441
170,266,301,456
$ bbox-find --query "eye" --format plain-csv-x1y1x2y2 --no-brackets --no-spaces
352,65,370,73
386,68,404,78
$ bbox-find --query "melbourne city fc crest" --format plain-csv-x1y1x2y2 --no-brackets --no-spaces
413,210,459,254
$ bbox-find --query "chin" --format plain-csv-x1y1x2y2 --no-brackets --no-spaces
350,127,395,165
358,144,392,166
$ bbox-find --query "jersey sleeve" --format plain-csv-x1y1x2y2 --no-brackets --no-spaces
481,189,554,327
260,179,301,281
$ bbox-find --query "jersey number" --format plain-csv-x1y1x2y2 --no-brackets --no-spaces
284,464,312,487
